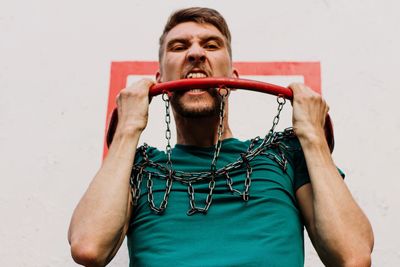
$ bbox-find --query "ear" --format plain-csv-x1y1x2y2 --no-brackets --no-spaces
232,68,239,78
230,68,239,92
156,71,162,83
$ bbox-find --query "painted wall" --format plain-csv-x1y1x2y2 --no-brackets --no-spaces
1,0,399,266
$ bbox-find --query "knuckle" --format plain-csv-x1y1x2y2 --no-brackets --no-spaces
289,82,301,87
136,78,155,88
141,78,155,85
124,79,154,95
310,93,319,100
119,89,133,97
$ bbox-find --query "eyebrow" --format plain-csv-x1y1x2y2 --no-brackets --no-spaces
166,38,190,49
166,35,226,49
201,36,225,45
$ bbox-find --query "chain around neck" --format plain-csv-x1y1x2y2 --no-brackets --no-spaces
132,91,289,215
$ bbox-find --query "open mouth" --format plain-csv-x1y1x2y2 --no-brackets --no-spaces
184,72,208,94
186,72,207,79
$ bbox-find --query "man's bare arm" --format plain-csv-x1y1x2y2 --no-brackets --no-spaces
68,79,154,266
290,83,374,266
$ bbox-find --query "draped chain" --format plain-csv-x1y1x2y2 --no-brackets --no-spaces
131,91,294,215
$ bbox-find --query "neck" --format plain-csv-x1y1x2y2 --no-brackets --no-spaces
174,112,233,147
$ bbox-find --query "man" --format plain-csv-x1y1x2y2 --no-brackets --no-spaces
68,7,374,267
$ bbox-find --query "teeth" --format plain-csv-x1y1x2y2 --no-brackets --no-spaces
189,89,203,92
186,72,207,79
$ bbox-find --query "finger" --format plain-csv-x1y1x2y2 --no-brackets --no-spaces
126,78,155,91
289,83,315,96
115,92,121,106
124,79,155,101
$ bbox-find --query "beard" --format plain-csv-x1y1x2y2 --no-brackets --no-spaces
170,89,222,118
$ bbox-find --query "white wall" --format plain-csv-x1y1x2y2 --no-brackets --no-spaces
1,0,399,266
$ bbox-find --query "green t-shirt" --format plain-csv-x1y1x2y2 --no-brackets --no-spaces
127,136,311,267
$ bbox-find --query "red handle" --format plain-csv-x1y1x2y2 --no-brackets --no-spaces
149,77,293,98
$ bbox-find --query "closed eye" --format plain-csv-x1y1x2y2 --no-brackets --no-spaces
202,37,224,50
204,43,219,50
170,44,187,52
166,39,190,52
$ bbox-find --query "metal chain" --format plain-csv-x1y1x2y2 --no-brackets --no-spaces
162,92,173,169
241,153,252,201
146,172,173,213
210,87,229,171
255,95,286,150
131,166,144,206
132,93,292,215
187,87,228,215
136,128,295,182
269,95,286,135
141,92,175,214
186,180,216,215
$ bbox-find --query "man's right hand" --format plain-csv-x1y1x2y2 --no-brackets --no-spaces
114,78,154,138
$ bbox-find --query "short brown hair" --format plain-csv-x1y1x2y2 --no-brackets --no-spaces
158,7,232,61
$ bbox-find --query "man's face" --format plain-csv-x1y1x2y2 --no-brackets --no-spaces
157,21,236,118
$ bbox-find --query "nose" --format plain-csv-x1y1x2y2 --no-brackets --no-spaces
187,44,206,63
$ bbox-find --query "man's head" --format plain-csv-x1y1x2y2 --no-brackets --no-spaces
158,7,232,62
156,7,237,118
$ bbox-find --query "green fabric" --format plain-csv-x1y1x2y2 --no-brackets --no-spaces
127,137,312,267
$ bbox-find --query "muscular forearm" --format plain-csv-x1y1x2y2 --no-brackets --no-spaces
299,134,374,266
68,130,141,266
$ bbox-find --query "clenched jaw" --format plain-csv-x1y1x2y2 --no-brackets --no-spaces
184,70,209,95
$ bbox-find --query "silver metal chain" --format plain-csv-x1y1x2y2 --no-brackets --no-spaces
187,88,228,215
131,90,292,215
162,92,173,169
146,172,173,213
141,92,175,214
131,166,144,206
270,95,286,134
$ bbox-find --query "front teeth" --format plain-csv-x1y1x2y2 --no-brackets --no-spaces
186,73,207,78
186,73,207,92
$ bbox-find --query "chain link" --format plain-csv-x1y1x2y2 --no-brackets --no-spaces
240,153,252,201
131,166,144,206
210,87,228,172
185,88,227,215
162,92,173,169
146,172,174,214
270,95,286,134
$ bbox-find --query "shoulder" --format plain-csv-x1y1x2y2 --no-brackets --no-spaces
271,128,304,161
134,144,166,164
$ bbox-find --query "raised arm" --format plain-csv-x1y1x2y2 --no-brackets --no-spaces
290,83,374,267
68,79,154,267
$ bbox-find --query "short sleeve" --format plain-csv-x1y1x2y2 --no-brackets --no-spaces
337,167,346,179
285,137,345,192
294,143,346,192
293,147,311,191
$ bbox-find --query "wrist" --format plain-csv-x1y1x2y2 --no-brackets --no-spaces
114,126,143,142
296,127,328,151
106,127,142,159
